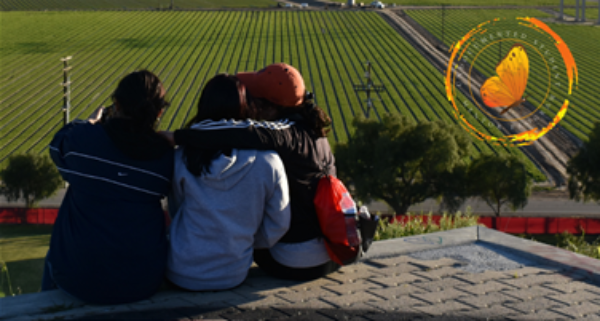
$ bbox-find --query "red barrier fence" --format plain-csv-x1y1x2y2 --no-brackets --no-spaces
0,208,59,224
388,214,600,234
1,208,600,234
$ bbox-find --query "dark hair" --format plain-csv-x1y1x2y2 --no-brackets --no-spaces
112,70,169,131
255,92,331,138
185,74,251,128
184,74,250,176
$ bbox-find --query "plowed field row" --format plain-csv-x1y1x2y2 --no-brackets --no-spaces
0,11,545,180
406,9,600,142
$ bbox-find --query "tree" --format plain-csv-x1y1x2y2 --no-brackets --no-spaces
567,122,600,202
468,153,532,219
335,114,472,214
0,154,62,209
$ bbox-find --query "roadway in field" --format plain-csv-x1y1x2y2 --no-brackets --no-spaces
1,188,599,217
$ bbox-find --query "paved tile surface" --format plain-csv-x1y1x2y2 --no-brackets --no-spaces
4,256,599,321
3,227,600,321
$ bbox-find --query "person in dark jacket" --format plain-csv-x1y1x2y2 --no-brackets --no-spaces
43,70,174,304
161,63,340,281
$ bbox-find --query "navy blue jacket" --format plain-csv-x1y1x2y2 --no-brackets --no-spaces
48,119,173,304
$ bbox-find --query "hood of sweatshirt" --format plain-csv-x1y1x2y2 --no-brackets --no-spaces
199,148,257,191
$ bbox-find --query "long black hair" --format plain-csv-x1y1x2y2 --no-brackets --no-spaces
183,74,251,176
111,70,169,131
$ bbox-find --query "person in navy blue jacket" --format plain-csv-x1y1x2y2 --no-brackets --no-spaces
43,70,174,304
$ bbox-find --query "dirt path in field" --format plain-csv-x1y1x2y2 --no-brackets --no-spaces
379,9,582,186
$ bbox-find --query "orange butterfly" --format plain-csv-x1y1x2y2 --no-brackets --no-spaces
480,44,529,115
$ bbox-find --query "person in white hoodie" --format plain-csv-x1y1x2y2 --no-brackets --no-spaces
167,74,291,291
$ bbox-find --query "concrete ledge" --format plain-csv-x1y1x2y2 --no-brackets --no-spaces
478,226,600,284
2,227,600,321
365,226,478,258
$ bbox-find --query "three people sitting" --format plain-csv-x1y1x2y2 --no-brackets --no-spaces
45,63,342,304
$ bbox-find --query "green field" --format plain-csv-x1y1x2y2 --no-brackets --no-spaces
0,10,547,179
406,8,600,142
0,0,580,11
563,8,600,21
0,0,277,10
0,225,53,297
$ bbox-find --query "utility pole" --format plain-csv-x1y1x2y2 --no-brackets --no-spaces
353,61,385,118
576,0,580,21
597,0,600,25
60,56,72,127
582,0,586,22
559,0,564,20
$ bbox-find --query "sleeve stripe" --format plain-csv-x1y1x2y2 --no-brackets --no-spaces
62,151,169,182
190,119,294,131
56,166,164,197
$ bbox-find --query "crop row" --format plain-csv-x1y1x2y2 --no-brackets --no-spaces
406,8,600,142
0,11,545,180
0,0,275,11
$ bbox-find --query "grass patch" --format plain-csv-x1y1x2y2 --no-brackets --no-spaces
375,208,480,241
0,225,53,297
520,231,600,260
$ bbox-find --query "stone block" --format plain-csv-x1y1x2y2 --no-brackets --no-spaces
501,285,563,300
508,309,572,321
367,255,416,267
413,266,466,280
456,280,517,295
318,302,382,320
370,273,429,287
552,301,600,319
371,263,423,276
324,280,383,295
232,284,292,300
454,270,512,285
365,295,427,312
552,290,600,305
505,297,568,314
326,264,386,283
455,291,519,309
544,281,600,295
274,298,337,317
413,277,471,292
500,273,578,288
412,300,473,316
275,287,338,303
411,288,471,304
321,291,383,308
455,304,520,319
367,283,425,300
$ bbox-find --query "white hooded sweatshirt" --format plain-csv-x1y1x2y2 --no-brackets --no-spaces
167,148,290,290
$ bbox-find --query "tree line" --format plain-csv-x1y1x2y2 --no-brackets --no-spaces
2,114,600,218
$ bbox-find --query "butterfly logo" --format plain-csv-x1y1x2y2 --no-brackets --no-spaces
480,44,529,115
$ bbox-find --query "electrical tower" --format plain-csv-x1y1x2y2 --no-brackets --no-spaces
60,56,72,127
353,61,385,118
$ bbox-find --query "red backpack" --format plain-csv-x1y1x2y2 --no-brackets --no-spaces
313,175,378,266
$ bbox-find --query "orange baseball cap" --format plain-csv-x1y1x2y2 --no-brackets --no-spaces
236,63,306,107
